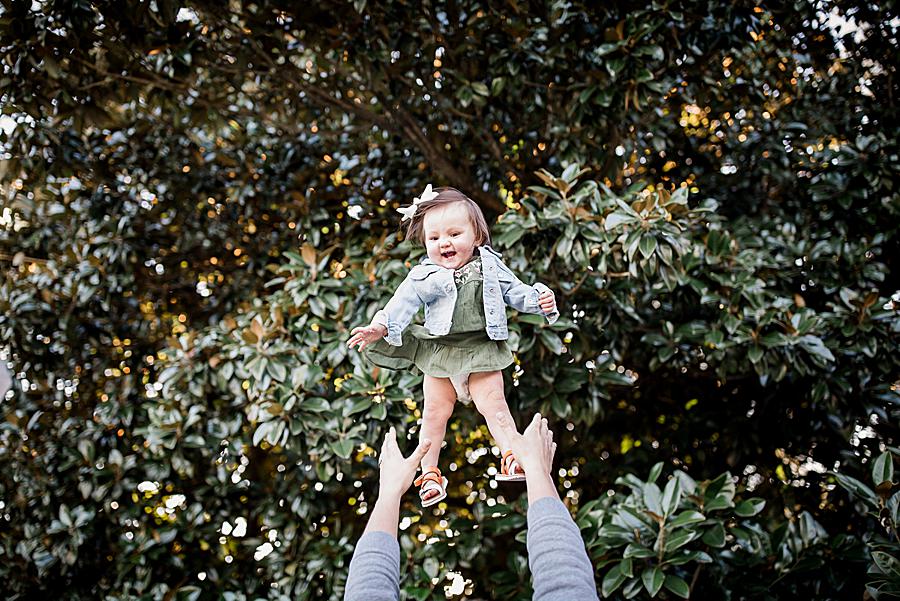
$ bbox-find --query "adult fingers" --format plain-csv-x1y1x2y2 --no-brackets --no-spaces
409,438,433,464
523,412,542,435
381,427,398,456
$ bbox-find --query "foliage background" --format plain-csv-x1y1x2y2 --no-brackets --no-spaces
1,1,898,599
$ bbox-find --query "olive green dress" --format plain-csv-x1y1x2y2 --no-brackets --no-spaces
363,257,514,380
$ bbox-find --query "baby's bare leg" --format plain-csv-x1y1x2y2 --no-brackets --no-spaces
421,375,457,474
468,371,514,451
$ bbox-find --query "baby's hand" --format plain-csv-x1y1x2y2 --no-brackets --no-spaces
538,289,557,314
347,323,388,351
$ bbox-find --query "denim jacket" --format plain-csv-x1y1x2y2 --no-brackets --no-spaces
373,245,559,346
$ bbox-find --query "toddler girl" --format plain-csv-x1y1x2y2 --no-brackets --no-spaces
346,186,558,507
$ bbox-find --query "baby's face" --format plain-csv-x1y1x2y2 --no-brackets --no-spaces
422,202,478,270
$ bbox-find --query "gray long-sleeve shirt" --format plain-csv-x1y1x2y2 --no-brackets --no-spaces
526,496,600,601
343,496,599,600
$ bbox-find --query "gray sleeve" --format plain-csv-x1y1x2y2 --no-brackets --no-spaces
343,531,401,601
527,497,600,601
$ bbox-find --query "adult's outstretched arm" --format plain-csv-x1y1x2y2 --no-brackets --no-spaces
527,496,600,601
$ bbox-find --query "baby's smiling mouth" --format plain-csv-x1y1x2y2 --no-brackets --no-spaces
441,250,457,259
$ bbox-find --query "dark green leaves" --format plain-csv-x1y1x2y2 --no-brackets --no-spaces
701,523,726,548
664,574,691,598
601,562,627,597
642,567,665,597
873,452,894,487
3,2,898,599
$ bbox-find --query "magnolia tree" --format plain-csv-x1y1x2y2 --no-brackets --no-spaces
1,1,898,599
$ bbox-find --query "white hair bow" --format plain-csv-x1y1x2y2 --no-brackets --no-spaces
397,184,439,222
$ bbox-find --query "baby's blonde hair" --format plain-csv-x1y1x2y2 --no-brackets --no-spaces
404,187,491,246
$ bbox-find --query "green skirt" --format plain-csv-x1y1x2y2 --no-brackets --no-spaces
363,325,513,378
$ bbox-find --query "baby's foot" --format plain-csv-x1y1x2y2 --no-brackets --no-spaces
414,466,448,508
496,450,526,482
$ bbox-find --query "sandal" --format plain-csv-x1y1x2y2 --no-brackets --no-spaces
495,450,526,482
414,466,448,508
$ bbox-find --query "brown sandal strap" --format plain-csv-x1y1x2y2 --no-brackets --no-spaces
414,466,443,487
501,451,521,475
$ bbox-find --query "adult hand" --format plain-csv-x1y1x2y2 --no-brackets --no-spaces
347,323,388,351
377,427,432,501
496,412,557,477
498,412,559,504
538,289,557,314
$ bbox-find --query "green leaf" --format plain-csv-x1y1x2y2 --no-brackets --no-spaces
889,491,900,524
624,543,656,558
330,438,354,459
549,393,570,418
346,397,371,416
594,42,622,57
641,567,664,597
662,478,682,517
604,212,637,231
648,462,664,483
663,530,696,553
748,345,763,364
798,334,835,362
872,451,894,486
252,422,272,446
639,234,658,259
423,556,439,579
539,330,564,355
303,397,331,413
601,564,626,597
701,522,726,547
59,505,73,528
267,360,287,382
872,550,900,579
670,510,705,528
704,493,734,512
834,472,878,505
622,577,643,599
405,587,432,601
665,550,713,566
249,355,267,380
619,557,633,578
370,402,387,420
578,86,595,104
734,497,766,517
471,81,489,96
643,483,663,516
674,471,697,496
664,574,691,598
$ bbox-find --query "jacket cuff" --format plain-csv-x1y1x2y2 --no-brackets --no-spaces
374,310,403,346
533,282,560,325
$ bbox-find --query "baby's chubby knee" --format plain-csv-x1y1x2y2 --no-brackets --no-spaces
472,386,507,411
422,393,456,420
